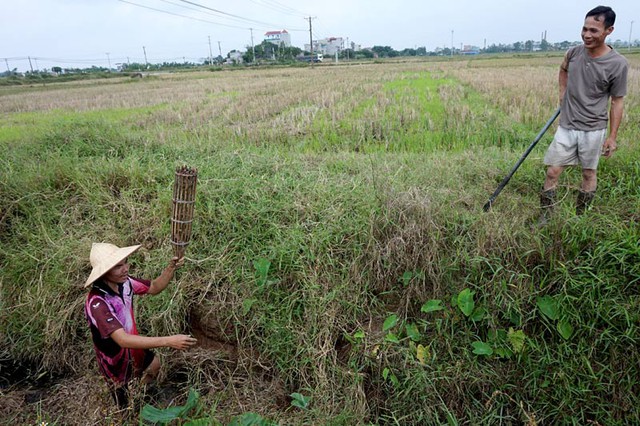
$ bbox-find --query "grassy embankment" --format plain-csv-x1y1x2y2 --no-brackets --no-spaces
1,55,639,425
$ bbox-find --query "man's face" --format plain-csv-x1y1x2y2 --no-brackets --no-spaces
581,16,613,50
103,258,129,284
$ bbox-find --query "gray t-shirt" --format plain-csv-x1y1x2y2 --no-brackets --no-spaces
560,44,628,131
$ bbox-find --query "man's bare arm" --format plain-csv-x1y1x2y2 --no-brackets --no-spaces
559,51,569,104
602,96,624,157
111,328,196,350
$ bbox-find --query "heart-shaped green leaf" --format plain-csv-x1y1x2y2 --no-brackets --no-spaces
457,288,475,317
471,341,493,356
421,299,444,313
385,332,400,343
405,322,421,342
383,314,398,331
557,320,574,340
536,296,559,320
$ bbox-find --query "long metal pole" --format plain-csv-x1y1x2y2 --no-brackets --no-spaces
250,28,255,63
308,17,314,67
483,107,561,212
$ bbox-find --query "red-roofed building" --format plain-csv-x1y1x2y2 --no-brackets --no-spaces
264,30,291,47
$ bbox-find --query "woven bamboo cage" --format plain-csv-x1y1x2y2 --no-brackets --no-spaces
171,166,198,258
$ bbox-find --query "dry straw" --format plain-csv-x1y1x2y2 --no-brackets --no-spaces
171,165,198,258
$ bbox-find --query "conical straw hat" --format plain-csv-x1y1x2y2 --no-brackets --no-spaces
84,243,141,288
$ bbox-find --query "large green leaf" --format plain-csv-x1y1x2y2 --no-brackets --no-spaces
416,344,429,365
180,388,200,416
229,412,274,426
471,341,493,356
421,299,444,313
507,328,526,353
140,388,200,424
140,405,183,424
405,322,421,342
290,392,311,410
353,329,365,340
401,271,413,287
557,320,574,340
494,347,514,358
383,314,398,331
253,258,271,287
457,288,475,317
470,307,486,322
385,332,400,343
536,296,559,320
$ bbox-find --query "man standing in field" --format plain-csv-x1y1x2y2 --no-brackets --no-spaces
539,5,628,223
84,242,197,409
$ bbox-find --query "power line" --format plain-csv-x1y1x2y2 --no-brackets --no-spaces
120,0,307,33
118,0,257,30
245,0,308,18
158,0,272,28
176,0,305,30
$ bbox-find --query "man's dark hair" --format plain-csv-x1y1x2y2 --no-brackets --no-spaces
586,6,616,28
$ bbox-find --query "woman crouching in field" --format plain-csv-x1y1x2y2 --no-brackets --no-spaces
84,243,197,409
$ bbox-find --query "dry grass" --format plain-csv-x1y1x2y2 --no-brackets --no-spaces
1,53,639,424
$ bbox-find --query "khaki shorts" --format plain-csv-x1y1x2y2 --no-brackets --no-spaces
543,126,607,169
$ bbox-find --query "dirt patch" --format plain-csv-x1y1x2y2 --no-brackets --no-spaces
190,317,239,360
0,306,293,423
0,374,125,425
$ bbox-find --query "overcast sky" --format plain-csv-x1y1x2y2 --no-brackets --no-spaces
1,0,637,71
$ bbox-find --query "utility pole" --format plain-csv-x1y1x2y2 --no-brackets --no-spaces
218,41,222,57
5,58,10,73
250,28,255,63
28,56,34,72
106,52,111,70
307,16,315,67
208,36,213,65
451,30,454,57
630,21,635,51
346,37,350,60
143,46,148,68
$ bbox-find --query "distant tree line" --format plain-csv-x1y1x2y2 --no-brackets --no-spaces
2,37,637,80
242,40,303,63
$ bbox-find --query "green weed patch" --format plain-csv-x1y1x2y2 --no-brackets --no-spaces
1,59,638,425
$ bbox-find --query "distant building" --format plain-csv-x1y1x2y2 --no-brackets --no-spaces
461,45,480,55
264,30,291,47
305,37,344,56
225,51,244,65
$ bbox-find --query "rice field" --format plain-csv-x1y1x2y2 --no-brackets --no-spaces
1,53,639,425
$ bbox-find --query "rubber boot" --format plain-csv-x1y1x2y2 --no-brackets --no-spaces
576,190,595,215
538,189,556,226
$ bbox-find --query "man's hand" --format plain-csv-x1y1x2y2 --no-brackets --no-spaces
167,334,197,350
148,256,186,295
602,137,617,158
111,329,197,350
169,256,185,270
